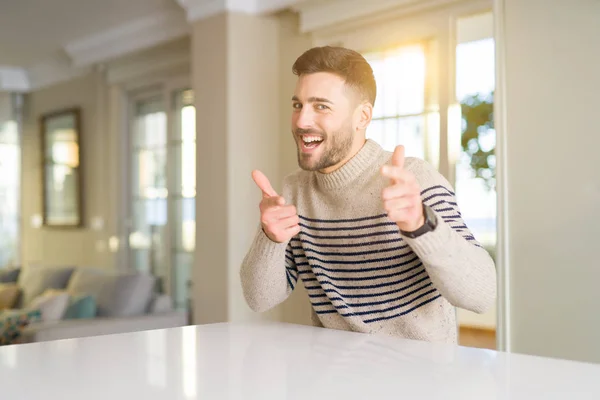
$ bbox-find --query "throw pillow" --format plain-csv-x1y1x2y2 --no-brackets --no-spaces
64,294,97,319
29,291,70,321
0,309,42,345
0,283,20,310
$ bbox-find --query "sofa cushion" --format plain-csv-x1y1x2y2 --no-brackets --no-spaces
17,265,75,307
0,267,20,283
0,283,20,310
67,268,155,318
64,294,97,319
29,291,70,321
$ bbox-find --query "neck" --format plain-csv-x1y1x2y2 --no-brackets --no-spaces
318,137,367,174
314,138,383,190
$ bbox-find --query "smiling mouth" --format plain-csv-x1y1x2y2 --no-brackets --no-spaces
300,135,324,152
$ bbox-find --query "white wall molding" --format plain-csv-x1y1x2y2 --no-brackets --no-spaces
64,9,189,67
255,0,309,14
177,0,306,21
295,0,489,34
26,54,92,91
178,0,254,21
106,45,191,85
0,67,30,92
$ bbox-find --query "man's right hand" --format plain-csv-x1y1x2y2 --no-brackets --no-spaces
252,170,301,243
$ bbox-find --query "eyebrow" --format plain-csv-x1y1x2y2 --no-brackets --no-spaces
291,95,333,104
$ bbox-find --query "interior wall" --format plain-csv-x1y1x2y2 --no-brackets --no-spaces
276,11,314,326
498,0,600,363
21,71,114,269
191,11,283,324
226,11,281,323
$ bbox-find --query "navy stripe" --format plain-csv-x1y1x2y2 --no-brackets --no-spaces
299,221,397,232
432,207,455,213
336,289,439,318
303,251,417,266
285,270,294,289
296,255,420,274
314,290,440,319
421,185,455,196
306,269,426,291
285,266,298,282
299,213,388,224
314,309,337,314
312,282,433,308
300,229,398,240
441,214,462,220
290,243,410,257
429,200,458,208
449,224,468,230
292,237,402,249
306,275,431,299
307,276,431,302
423,192,453,203
307,264,423,282
285,255,294,264
363,294,442,323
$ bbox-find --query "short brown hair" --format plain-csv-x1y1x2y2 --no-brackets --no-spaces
292,46,377,106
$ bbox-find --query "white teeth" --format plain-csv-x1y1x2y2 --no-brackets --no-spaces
302,136,323,143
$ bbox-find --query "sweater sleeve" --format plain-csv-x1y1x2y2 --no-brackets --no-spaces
401,159,497,314
239,175,299,313
239,227,298,312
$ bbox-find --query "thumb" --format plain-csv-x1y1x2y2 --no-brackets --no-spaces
251,170,278,198
392,145,405,170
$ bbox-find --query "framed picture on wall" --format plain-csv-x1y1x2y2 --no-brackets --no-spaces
40,107,83,228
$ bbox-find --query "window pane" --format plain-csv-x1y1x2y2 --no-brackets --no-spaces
367,119,384,145
0,118,20,268
172,197,195,252
364,44,427,158
44,165,80,225
365,44,426,117
455,15,496,251
172,252,193,309
399,116,425,159
170,88,196,310
134,148,167,197
170,139,195,198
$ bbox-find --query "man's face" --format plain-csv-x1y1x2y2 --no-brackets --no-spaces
291,72,360,173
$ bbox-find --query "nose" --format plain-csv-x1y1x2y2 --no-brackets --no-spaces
294,106,314,130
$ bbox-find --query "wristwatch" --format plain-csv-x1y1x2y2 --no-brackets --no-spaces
400,204,438,238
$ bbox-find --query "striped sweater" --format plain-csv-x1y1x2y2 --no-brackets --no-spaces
240,139,496,343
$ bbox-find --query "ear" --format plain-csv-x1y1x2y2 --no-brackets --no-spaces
355,101,373,131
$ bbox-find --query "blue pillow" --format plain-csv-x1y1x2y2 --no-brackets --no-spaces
64,295,96,319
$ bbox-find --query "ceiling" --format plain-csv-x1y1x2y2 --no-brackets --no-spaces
0,0,183,68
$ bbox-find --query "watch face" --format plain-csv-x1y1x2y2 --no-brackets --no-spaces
425,205,437,226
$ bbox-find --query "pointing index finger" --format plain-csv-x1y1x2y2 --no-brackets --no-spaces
392,145,405,170
252,170,278,198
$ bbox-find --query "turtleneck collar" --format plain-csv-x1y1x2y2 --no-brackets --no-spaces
314,139,383,190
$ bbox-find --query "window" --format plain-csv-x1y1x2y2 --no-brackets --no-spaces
360,14,496,253
170,89,195,310
0,94,21,269
363,44,438,163
454,14,496,252
127,85,195,311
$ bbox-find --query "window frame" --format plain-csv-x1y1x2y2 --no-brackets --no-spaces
122,74,193,308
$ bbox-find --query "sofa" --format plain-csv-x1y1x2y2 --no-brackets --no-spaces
0,265,187,344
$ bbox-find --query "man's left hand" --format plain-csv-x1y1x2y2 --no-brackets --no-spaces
381,145,425,233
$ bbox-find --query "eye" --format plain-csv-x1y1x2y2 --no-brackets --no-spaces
292,102,302,110
315,104,329,110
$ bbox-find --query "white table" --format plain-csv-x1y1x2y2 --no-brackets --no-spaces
1,321,599,399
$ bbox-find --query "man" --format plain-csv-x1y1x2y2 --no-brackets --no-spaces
240,46,496,343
